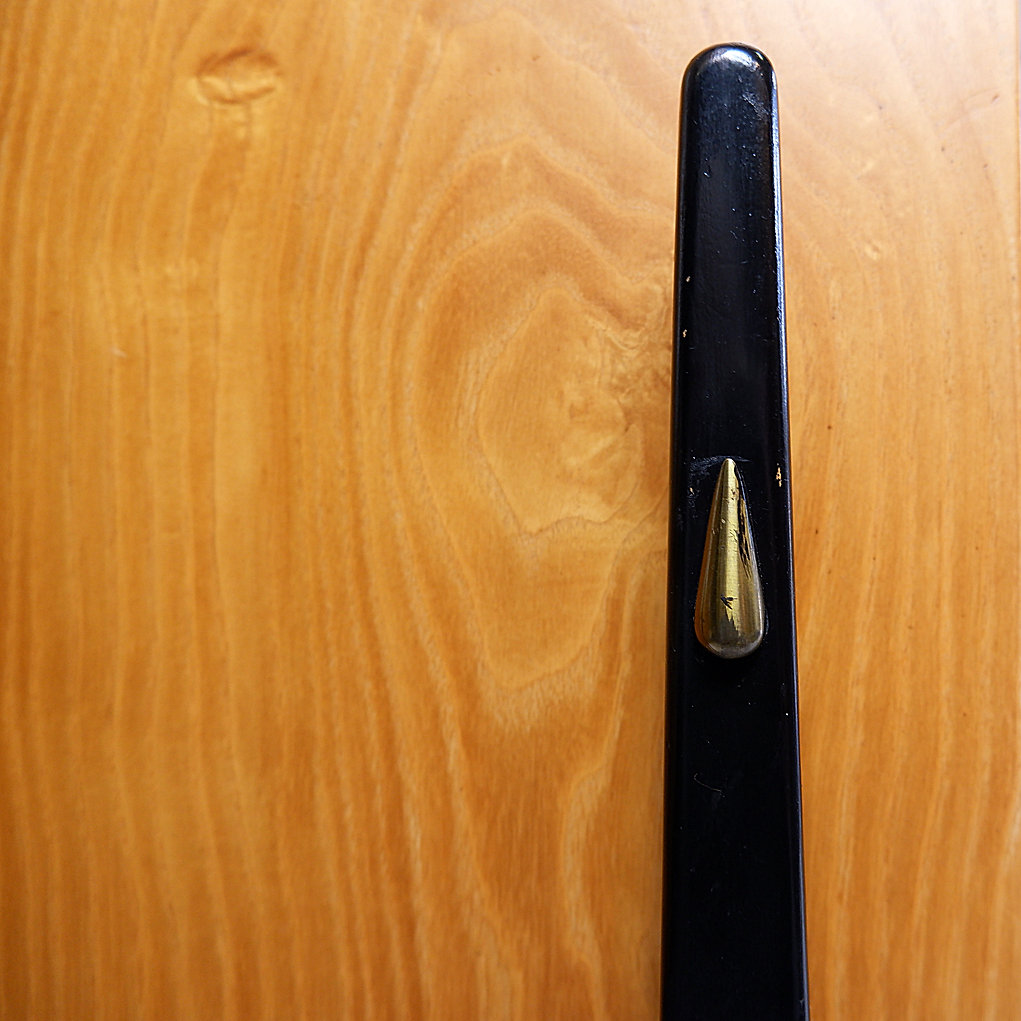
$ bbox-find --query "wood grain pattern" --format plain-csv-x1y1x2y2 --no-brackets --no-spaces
1,0,1017,1017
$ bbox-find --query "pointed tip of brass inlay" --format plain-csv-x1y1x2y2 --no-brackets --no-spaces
694,458,765,659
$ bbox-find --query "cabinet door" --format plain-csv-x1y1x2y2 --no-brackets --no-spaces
0,1,1017,1018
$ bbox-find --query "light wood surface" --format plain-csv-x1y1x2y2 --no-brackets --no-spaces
1,0,1018,1018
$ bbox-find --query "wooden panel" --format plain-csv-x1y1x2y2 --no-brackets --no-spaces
0,0,1017,1017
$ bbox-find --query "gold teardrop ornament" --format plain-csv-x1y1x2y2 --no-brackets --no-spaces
694,458,765,659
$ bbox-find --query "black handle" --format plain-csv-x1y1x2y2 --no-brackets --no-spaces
661,44,809,1020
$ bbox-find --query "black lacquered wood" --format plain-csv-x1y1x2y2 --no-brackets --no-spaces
661,45,809,1020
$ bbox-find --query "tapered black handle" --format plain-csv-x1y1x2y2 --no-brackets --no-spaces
661,45,809,1020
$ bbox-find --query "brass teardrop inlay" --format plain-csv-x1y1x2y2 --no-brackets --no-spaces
694,458,765,659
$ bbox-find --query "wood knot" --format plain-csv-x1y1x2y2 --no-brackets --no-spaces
477,288,646,534
195,49,281,106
